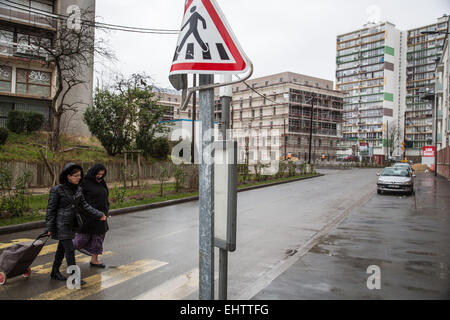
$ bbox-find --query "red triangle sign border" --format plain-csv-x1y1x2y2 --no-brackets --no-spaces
170,0,249,74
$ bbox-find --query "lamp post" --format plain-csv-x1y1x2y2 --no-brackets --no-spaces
420,88,438,177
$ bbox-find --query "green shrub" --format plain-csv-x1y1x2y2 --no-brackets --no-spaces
0,128,8,145
6,111,44,134
151,137,171,160
7,110,26,134
24,112,45,134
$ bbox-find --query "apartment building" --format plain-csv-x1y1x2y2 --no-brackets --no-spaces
406,15,449,162
436,28,449,150
336,21,402,165
0,0,95,136
230,72,344,163
336,16,450,164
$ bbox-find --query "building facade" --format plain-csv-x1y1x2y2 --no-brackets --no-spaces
230,72,344,163
336,16,450,164
0,0,95,136
336,22,403,165
406,15,449,162
435,26,450,151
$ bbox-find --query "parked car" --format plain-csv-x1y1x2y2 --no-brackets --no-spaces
377,167,415,196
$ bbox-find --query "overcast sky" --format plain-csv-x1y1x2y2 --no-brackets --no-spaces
95,0,450,90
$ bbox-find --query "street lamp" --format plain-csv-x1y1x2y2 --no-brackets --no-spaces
420,88,438,177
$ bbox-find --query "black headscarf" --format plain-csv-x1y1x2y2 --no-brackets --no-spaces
59,163,83,192
85,163,108,190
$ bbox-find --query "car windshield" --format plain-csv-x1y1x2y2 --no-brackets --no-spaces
382,168,410,177
394,164,409,169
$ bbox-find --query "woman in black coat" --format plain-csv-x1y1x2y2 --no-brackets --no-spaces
46,163,107,283
73,164,110,268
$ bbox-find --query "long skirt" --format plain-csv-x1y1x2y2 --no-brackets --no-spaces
72,233,106,255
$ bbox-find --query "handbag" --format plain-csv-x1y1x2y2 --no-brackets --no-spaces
61,187,84,230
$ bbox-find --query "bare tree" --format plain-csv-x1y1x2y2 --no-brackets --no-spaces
26,7,114,151
388,123,401,157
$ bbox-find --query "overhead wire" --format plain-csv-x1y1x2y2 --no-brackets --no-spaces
0,0,180,34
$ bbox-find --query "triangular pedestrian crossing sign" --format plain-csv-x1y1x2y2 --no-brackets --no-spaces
169,0,250,89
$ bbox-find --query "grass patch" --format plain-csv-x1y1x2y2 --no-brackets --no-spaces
0,131,119,163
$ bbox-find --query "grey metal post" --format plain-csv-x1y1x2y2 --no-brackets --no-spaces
219,74,232,300
434,93,438,177
199,74,215,300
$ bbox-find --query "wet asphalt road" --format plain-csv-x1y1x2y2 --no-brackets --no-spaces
1,168,447,300
253,171,450,300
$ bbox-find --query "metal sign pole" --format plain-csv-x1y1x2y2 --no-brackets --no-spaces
219,74,232,300
199,74,215,300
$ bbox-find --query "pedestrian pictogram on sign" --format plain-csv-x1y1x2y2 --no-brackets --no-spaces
169,0,250,87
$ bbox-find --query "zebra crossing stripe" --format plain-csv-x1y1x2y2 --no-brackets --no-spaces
29,259,168,300
176,42,231,62
134,268,219,300
0,239,34,250
186,43,194,60
173,46,180,62
216,43,229,60
203,43,211,60
31,251,115,275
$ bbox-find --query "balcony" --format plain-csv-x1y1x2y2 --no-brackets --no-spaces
0,40,50,61
0,2,56,30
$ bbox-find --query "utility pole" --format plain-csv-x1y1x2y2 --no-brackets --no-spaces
283,118,287,160
199,74,215,300
434,92,438,177
191,74,197,164
219,74,232,300
308,95,314,164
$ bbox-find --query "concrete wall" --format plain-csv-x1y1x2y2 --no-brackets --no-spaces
56,0,96,137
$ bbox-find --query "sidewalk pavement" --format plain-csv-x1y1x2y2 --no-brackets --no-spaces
252,172,450,300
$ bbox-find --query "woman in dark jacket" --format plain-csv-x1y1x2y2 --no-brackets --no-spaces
73,164,110,268
46,163,106,283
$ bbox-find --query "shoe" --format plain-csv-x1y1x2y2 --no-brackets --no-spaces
50,271,67,281
90,262,106,268
78,249,92,256
80,279,86,286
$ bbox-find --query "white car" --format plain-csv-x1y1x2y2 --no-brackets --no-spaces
393,162,414,174
377,167,415,195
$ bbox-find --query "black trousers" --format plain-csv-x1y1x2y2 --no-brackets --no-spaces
52,239,76,271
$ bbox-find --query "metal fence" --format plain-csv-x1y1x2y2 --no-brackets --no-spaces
437,147,450,180
0,160,190,188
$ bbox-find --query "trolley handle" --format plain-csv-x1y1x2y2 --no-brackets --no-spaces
32,232,50,246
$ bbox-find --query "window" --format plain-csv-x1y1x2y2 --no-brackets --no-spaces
297,136,301,145
280,78,283,83
273,107,276,115
263,94,267,105
0,66,12,93
249,96,252,107
168,98,171,102
252,83,257,88
251,109,255,118
16,68,51,96
265,81,269,86
0,30,13,54
260,108,263,119
240,98,243,108
259,122,262,129
239,111,243,121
